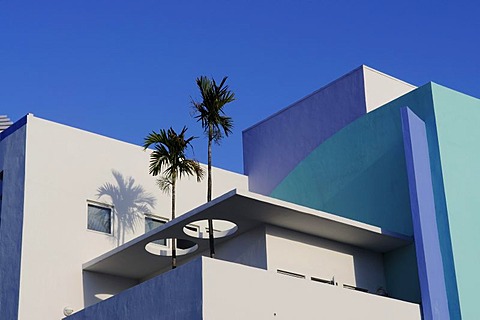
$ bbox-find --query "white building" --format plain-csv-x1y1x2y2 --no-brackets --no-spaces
0,115,247,319
6,66,471,319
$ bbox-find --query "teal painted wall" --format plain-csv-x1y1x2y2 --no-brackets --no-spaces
271,84,436,236
270,84,439,303
432,84,480,319
383,244,421,303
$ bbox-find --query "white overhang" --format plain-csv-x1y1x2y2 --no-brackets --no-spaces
83,189,412,279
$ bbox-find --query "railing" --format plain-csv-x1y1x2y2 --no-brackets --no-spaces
277,268,374,295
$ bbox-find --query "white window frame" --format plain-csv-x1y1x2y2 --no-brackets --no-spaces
86,200,114,235
144,214,169,230
144,214,169,246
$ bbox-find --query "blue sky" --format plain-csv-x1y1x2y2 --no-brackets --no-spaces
1,1,479,173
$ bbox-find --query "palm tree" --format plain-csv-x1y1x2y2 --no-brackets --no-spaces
143,126,203,269
192,76,235,258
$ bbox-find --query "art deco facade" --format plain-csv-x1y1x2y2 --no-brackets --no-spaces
1,66,478,319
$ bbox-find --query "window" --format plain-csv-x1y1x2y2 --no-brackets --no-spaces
87,203,112,234
145,216,168,246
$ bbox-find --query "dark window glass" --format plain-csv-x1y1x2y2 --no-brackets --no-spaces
87,204,112,234
145,217,166,245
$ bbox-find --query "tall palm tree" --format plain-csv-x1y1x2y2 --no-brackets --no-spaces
143,126,203,269
192,76,235,258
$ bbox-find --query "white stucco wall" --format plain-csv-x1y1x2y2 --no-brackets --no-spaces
266,226,387,294
363,66,416,112
64,257,421,320
203,258,421,319
17,115,247,319
139,225,268,285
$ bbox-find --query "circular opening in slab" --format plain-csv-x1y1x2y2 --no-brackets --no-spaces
183,219,238,239
145,238,198,256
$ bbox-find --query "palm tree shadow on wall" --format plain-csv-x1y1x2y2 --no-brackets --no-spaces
97,170,156,246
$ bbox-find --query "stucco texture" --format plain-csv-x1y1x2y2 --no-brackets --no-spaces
270,85,438,236
270,83,480,318
0,120,27,320
432,84,480,319
270,84,440,303
68,258,203,320
243,67,367,195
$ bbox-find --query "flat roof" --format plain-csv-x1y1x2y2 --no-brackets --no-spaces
83,189,412,279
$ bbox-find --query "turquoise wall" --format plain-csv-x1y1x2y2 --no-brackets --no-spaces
271,83,470,317
270,84,440,303
271,84,436,236
432,84,480,319
383,244,421,303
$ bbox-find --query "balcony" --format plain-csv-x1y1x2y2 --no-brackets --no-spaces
70,257,421,319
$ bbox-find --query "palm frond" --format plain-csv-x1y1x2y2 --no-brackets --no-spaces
144,126,204,187
178,159,204,182
191,75,236,143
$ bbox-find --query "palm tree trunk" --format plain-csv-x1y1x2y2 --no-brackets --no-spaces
171,176,177,269
207,126,212,202
208,126,215,258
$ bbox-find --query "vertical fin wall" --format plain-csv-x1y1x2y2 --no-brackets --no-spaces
0,116,28,319
401,107,449,319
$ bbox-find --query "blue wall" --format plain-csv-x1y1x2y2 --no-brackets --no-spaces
243,66,367,195
0,116,28,319
69,258,203,320
401,107,449,319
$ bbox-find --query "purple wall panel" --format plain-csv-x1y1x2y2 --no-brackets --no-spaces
69,258,203,319
243,67,367,195
401,107,449,320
